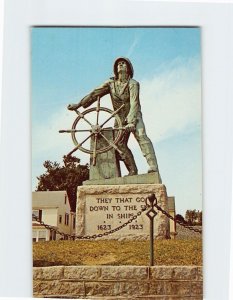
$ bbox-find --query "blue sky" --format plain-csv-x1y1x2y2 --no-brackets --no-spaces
32,27,202,216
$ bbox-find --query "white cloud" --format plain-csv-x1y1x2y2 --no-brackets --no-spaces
139,57,201,143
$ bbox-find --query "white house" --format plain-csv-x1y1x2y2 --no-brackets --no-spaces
32,191,76,242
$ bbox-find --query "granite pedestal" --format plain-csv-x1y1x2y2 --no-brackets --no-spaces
76,176,170,240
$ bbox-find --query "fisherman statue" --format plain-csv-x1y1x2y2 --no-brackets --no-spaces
68,57,161,181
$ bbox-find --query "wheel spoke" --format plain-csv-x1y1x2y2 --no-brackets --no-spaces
92,134,98,166
75,109,94,127
59,129,92,133
99,132,123,156
100,104,125,128
67,133,93,156
96,96,100,125
101,127,125,131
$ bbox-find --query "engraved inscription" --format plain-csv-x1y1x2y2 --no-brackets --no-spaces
86,195,147,233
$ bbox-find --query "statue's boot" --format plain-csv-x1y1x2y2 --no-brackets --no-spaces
146,155,158,173
140,142,162,182
146,155,162,183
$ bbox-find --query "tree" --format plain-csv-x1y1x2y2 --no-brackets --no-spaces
185,209,202,226
200,211,202,225
196,210,202,225
36,155,89,212
185,210,196,225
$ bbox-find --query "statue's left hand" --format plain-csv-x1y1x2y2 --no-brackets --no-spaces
125,123,135,133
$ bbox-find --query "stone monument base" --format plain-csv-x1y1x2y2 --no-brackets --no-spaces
76,183,170,240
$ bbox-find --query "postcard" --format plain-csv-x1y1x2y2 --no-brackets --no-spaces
32,27,203,299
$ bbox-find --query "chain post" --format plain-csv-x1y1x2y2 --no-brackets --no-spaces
146,193,158,266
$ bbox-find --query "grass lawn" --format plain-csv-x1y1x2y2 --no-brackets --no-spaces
33,239,202,267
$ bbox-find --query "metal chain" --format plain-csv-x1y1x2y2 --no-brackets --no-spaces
32,204,148,240
154,203,202,234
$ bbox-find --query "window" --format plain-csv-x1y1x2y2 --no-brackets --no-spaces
38,230,46,241
73,216,76,229
32,209,42,221
32,230,48,242
64,195,67,204
59,215,62,224
65,213,69,226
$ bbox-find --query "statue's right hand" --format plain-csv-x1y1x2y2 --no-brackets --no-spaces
67,103,80,111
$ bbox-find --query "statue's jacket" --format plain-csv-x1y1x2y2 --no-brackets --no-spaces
80,78,143,126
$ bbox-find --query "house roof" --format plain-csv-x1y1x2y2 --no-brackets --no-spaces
32,191,69,209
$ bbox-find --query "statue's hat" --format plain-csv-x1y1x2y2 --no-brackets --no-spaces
113,57,134,78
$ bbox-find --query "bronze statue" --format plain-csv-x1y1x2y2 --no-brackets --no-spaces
68,57,160,178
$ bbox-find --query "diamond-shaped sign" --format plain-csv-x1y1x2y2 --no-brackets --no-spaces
146,208,158,220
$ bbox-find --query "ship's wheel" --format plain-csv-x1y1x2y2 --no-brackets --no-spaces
59,97,125,165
